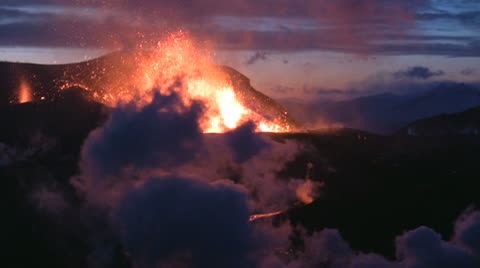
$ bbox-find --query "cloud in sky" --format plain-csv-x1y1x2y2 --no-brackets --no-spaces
394,66,445,80
461,68,476,76
0,0,478,57
245,51,268,65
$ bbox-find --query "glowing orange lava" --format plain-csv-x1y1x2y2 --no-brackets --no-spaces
249,210,283,222
68,31,290,133
18,80,32,103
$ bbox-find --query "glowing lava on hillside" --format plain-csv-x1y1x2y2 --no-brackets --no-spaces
61,31,293,133
18,79,32,104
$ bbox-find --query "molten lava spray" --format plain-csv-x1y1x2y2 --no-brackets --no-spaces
249,211,283,222
66,31,291,133
18,80,32,103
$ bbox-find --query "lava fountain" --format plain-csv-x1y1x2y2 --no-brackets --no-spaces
18,79,32,104
66,31,292,133
249,210,284,222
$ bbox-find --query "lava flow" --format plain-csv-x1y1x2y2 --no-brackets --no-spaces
63,31,292,133
249,210,283,222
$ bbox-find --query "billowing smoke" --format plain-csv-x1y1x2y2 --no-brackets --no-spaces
61,70,479,267
225,121,269,163
454,210,480,256
283,209,480,268
0,143,21,167
0,132,56,167
32,186,68,215
291,180,319,205
80,92,204,178
114,177,256,268
70,84,310,266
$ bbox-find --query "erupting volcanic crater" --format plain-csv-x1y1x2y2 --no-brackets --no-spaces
2,32,298,134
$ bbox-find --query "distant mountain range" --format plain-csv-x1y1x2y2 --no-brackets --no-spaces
281,82,480,134
396,105,480,136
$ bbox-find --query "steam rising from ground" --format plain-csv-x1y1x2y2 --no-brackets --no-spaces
70,84,480,266
115,177,254,268
293,210,480,268
49,31,478,268
72,87,308,266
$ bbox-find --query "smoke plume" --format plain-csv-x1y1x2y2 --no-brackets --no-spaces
114,177,256,268
70,83,307,267
282,209,480,268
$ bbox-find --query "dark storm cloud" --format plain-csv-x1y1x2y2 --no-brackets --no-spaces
0,7,133,48
1,0,479,57
0,0,54,5
213,30,480,56
417,10,480,27
0,7,28,17
81,92,204,177
3,0,465,56
114,177,256,268
394,66,445,80
4,16,476,56
99,0,428,19
0,0,427,21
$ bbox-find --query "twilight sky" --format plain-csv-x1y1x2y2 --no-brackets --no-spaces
0,0,479,100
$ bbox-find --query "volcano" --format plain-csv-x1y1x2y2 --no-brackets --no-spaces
0,51,298,132
2,54,480,268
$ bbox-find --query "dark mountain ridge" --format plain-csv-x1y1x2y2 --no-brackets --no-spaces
281,82,480,134
0,52,298,128
397,105,480,136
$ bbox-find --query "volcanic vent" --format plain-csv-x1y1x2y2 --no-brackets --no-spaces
2,32,298,133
